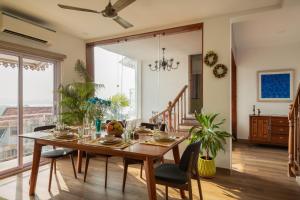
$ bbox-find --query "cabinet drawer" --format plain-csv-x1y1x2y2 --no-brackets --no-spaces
271,134,288,145
271,117,288,127
270,126,289,135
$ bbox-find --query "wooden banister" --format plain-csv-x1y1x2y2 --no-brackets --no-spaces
149,85,188,132
288,83,300,177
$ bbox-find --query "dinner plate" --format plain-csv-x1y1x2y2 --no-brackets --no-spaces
99,138,122,145
54,134,77,139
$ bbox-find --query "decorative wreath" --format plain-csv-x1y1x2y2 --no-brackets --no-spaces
204,51,218,67
213,64,228,78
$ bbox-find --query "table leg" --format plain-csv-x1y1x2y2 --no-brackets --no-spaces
29,141,42,196
173,145,186,199
144,157,157,200
77,150,83,173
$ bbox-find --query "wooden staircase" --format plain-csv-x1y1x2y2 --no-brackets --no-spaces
149,85,198,133
288,83,300,177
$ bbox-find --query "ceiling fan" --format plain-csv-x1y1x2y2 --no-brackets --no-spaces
58,0,135,29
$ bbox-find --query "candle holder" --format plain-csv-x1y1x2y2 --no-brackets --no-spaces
252,105,256,115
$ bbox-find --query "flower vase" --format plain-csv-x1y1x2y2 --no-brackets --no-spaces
95,118,102,133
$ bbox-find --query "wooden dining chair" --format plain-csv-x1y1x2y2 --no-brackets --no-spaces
154,141,203,200
122,123,166,192
33,125,77,192
83,120,126,188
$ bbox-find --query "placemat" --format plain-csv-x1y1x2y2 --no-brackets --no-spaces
139,136,183,147
83,138,137,149
40,134,79,142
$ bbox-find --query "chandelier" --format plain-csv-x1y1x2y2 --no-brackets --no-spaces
149,47,180,71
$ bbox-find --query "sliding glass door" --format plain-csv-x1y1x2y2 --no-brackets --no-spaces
22,57,55,164
0,51,58,174
0,53,19,171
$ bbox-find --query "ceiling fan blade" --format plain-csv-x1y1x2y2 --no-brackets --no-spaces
58,4,100,14
113,16,133,29
113,0,136,12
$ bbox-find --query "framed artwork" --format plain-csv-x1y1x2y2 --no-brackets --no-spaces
257,69,294,102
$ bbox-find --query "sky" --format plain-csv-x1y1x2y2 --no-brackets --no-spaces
0,53,54,107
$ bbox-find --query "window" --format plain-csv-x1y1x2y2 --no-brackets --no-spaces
0,51,59,174
94,47,139,120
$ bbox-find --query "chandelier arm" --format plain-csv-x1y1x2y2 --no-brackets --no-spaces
149,64,158,71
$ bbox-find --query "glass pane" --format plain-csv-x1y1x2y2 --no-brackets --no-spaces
94,47,138,120
22,58,54,164
120,57,137,119
0,53,19,171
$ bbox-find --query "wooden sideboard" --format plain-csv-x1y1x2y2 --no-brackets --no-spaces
249,115,288,146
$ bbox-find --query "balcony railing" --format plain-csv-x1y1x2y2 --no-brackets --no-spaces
0,112,53,168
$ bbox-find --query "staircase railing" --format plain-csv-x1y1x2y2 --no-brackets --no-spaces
149,85,188,132
288,83,300,177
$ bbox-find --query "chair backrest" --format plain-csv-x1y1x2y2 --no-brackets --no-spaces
159,123,166,132
179,141,201,172
34,125,56,132
140,122,158,130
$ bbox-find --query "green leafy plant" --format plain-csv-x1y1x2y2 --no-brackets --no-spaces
108,93,129,120
189,112,231,160
58,60,104,125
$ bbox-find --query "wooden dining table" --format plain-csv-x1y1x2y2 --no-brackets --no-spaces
20,131,188,200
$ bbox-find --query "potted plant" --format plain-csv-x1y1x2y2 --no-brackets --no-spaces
108,93,129,120
59,60,104,126
189,112,231,178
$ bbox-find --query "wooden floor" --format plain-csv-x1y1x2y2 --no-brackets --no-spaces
0,142,299,200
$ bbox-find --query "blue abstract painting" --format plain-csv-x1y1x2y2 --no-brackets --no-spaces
258,70,293,101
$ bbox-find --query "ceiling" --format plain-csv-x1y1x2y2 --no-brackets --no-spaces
0,0,280,40
232,0,300,50
100,30,202,61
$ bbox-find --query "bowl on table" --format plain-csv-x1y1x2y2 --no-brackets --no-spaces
104,134,115,142
153,131,175,142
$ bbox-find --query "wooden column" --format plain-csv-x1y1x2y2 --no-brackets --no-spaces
288,104,295,177
167,101,172,131
86,45,94,81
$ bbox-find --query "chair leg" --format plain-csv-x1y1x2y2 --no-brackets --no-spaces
165,186,168,200
195,169,203,200
122,160,128,193
84,154,90,182
188,180,193,200
105,156,109,188
70,154,77,179
54,159,57,174
48,159,54,192
140,164,143,179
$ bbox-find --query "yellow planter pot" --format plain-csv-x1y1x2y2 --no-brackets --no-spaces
198,156,216,178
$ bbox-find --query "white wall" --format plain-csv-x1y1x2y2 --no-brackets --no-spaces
237,44,300,139
203,17,232,169
141,17,232,169
0,31,85,84
141,54,190,121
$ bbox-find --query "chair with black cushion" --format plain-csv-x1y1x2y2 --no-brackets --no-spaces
122,123,166,192
154,141,203,200
83,120,126,188
33,125,77,192
140,122,158,130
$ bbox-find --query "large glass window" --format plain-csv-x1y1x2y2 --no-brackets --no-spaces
94,47,138,120
0,52,58,174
